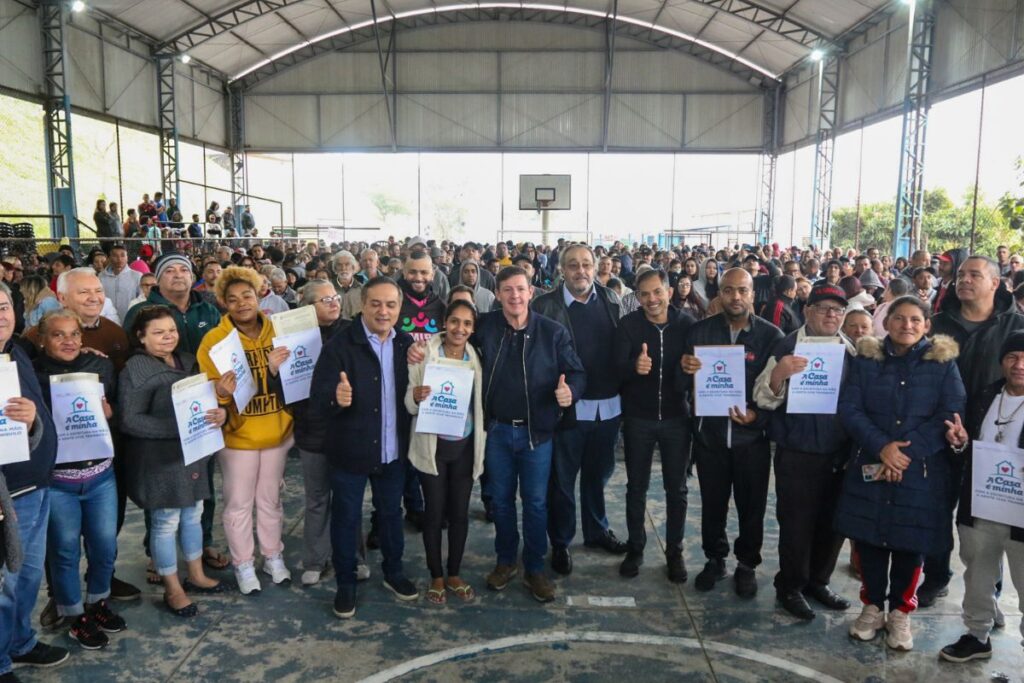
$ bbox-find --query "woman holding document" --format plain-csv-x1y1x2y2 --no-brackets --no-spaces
32,309,124,649
197,266,294,596
836,296,965,651
405,300,485,605
119,306,227,618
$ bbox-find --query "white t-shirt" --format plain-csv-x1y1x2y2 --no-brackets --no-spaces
979,391,1024,444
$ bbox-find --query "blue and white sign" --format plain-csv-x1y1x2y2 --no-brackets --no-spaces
49,373,114,464
786,342,846,414
208,328,257,413
972,440,1024,527
415,363,474,438
273,327,323,404
0,361,29,466
693,345,746,417
172,373,225,466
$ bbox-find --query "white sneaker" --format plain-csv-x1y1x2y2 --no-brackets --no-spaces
885,610,913,651
263,554,292,585
849,604,885,641
356,563,371,581
235,561,262,595
300,570,322,587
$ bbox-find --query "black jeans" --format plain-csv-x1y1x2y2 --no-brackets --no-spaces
694,437,771,568
622,417,690,554
420,437,474,579
856,542,923,613
772,447,845,593
922,454,964,590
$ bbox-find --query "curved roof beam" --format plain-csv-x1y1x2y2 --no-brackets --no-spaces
229,4,782,90
158,0,313,54
687,0,832,49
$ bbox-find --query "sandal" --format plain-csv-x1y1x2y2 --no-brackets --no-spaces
446,582,476,602
425,587,447,605
202,548,231,571
183,579,230,594
146,561,163,585
162,595,198,618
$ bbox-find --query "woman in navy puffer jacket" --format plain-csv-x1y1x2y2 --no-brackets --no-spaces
836,296,965,652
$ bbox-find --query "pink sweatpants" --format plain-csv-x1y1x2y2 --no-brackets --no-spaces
218,437,294,565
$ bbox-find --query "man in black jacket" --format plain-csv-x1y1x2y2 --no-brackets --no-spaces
532,245,626,575
939,331,1024,663
310,277,417,619
924,255,1024,607
612,269,695,582
681,268,783,598
758,275,800,335
753,283,854,620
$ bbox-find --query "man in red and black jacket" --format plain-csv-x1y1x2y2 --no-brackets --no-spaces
758,275,800,335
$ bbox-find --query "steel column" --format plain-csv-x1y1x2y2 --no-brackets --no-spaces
39,0,77,237
601,0,619,152
756,85,780,244
228,86,247,209
156,56,181,207
893,0,935,258
810,55,839,250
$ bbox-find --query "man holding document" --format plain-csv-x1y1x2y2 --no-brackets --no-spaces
753,283,855,621
681,268,782,598
940,330,1024,663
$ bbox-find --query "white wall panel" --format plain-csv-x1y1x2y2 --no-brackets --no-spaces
607,94,683,148
396,53,497,92
397,94,498,146
782,75,813,146
685,93,763,149
840,35,887,125
500,94,602,147
933,0,1019,90
500,52,603,92
396,22,605,50
319,95,392,148
244,95,318,148
104,49,156,127
882,21,909,109
0,0,42,94
66,25,104,112
175,73,194,137
612,51,758,92
250,53,385,94
192,80,226,147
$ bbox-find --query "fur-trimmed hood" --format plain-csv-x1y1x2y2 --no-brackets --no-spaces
855,334,959,363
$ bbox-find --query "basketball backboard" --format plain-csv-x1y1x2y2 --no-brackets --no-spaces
519,174,571,210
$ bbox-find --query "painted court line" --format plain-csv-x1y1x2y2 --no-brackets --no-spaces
357,630,846,683
564,595,638,608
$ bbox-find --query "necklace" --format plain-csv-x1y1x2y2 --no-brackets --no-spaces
442,341,464,360
994,390,1024,443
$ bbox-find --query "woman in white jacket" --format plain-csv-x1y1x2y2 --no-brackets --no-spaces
405,300,485,605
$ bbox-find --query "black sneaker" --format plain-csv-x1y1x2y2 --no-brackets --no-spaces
10,642,70,668
383,575,419,602
68,614,109,650
619,551,643,578
333,585,356,619
939,634,992,663
0,670,22,682
404,509,424,532
666,552,688,584
694,559,727,592
734,566,758,598
916,582,949,608
108,576,141,601
87,600,126,633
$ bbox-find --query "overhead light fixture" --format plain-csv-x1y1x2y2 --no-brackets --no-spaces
70,0,86,12
810,48,825,62
902,0,915,5
180,54,192,64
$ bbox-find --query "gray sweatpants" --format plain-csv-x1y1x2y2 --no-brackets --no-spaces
958,520,1024,646
300,449,333,571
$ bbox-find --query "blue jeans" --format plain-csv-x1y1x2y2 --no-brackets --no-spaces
0,488,50,675
47,467,118,616
549,416,621,548
150,502,205,576
330,460,405,587
484,423,553,574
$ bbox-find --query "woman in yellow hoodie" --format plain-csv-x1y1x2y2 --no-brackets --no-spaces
197,266,294,595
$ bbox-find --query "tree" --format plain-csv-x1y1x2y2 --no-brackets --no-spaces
999,156,1024,231
369,191,410,225
431,200,467,242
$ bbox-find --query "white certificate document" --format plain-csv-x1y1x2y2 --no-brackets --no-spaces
414,363,475,438
0,361,30,465
971,440,1024,528
271,306,318,337
786,341,847,414
693,345,746,417
273,328,323,404
207,328,257,413
172,374,225,466
49,373,115,465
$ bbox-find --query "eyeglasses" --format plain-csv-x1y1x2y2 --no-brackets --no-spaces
812,304,846,317
318,295,341,305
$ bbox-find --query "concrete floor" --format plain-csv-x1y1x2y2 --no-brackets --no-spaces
17,447,1024,683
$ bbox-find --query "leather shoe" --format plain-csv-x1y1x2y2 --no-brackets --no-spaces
619,551,643,578
804,584,851,610
551,546,573,576
916,582,949,608
734,566,757,598
584,530,628,555
666,552,688,584
694,559,727,592
778,590,815,620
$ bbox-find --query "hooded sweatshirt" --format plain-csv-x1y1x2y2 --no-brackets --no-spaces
197,312,293,450
398,278,446,343
458,260,495,313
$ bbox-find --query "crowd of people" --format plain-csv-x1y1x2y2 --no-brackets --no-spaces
1,229,1023,681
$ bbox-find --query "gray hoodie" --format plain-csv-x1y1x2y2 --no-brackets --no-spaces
459,260,495,313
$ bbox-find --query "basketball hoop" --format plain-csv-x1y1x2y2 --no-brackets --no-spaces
536,199,553,212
